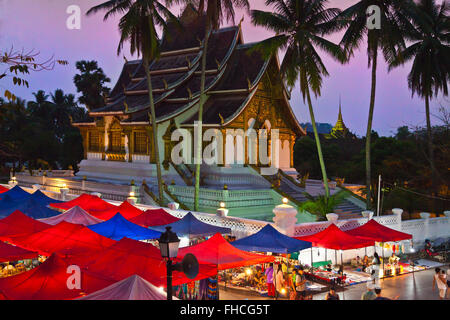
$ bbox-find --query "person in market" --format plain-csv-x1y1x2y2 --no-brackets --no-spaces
372,252,381,285
275,263,286,297
295,266,307,300
432,268,447,300
252,267,266,290
374,287,399,300
388,252,399,265
324,286,340,300
265,263,275,297
361,283,377,300
362,255,370,272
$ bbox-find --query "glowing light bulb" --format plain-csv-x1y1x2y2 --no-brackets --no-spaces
129,191,135,197
220,202,226,208
282,198,288,205
245,268,252,276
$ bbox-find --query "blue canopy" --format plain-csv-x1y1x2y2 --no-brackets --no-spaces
88,213,161,241
0,189,62,219
231,224,311,254
151,212,232,238
0,186,30,201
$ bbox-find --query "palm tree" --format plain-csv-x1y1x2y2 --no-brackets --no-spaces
300,190,348,221
251,0,347,198
389,0,449,195
87,0,178,204
335,0,414,209
189,0,250,211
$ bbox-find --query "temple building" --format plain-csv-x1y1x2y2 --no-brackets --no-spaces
326,98,351,139
70,5,316,221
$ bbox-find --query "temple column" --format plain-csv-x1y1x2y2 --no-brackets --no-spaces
290,134,296,168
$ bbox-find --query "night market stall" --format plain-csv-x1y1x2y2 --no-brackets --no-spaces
0,241,39,278
87,213,161,241
129,208,181,227
0,253,114,300
70,237,217,289
345,219,414,278
177,233,275,299
38,206,103,226
296,224,375,287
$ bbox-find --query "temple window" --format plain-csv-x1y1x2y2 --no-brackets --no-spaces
134,131,148,154
110,131,122,152
88,131,100,152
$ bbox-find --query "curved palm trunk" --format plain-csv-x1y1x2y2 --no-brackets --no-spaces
194,25,210,211
425,94,437,206
143,57,164,204
306,87,330,197
365,49,378,210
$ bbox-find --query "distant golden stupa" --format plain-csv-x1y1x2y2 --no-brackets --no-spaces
328,96,350,139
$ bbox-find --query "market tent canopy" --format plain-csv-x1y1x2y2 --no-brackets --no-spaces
151,212,231,238
231,224,312,254
28,190,63,206
0,241,38,263
178,233,275,270
0,185,9,195
0,253,114,300
129,208,180,227
0,210,51,241
38,206,103,226
0,198,61,219
295,224,375,250
87,213,161,241
346,219,412,242
71,237,217,288
0,186,30,201
90,201,143,221
9,221,116,256
77,275,178,300
49,194,116,213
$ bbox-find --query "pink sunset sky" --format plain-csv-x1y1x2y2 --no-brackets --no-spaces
0,0,447,136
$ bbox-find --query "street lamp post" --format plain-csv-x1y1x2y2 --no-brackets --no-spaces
158,226,180,300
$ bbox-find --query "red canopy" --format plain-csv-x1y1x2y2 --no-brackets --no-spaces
0,253,114,300
295,224,375,250
0,241,38,263
0,210,51,241
71,237,217,287
129,208,180,227
91,201,143,221
0,186,8,194
178,233,275,270
49,194,116,213
9,221,116,256
346,219,412,242
38,206,103,226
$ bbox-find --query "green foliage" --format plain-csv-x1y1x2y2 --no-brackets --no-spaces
73,60,111,111
299,190,348,221
0,90,87,171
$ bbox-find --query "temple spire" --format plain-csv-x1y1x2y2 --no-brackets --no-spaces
330,95,349,138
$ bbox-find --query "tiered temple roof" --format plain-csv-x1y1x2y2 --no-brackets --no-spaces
74,5,304,135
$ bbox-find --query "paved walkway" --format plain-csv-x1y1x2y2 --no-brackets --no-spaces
219,267,450,300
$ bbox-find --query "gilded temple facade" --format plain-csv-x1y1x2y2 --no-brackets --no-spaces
72,6,309,219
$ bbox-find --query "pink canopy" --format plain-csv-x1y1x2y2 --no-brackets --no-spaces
38,206,103,226
295,224,375,250
346,219,412,242
77,275,178,300
91,201,143,221
178,233,275,270
129,208,180,227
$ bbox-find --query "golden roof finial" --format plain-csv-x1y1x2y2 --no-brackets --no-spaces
187,88,192,99
162,78,168,90
219,113,225,125
124,100,129,112
239,15,244,27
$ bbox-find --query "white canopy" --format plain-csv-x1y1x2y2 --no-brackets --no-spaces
77,275,179,300
39,206,103,226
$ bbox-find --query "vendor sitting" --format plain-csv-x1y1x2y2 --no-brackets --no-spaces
388,253,399,265
362,255,370,272
351,256,362,267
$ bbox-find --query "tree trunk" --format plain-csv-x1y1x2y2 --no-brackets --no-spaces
143,57,164,204
194,25,210,211
425,94,437,209
365,49,378,210
306,86,330,197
